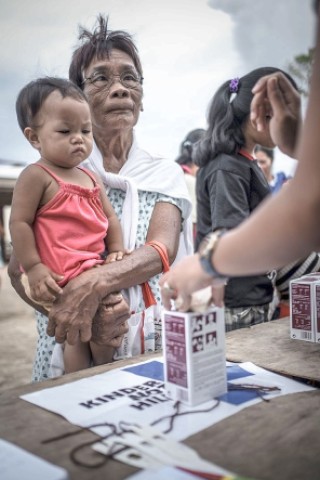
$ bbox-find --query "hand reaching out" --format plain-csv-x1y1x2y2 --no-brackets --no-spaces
159,253,226,312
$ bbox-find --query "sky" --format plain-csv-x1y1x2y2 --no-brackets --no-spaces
0,0,316,175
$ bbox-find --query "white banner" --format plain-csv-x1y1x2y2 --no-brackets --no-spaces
21,358,314,441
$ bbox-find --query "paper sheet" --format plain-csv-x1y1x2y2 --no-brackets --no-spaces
0,439,69,480
21,359,314,442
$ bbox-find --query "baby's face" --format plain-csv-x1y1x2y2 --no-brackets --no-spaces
32,90,93,168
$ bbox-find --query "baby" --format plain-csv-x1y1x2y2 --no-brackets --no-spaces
10,77,128,374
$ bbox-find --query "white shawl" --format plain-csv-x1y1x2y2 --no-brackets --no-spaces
82,136,193,360
87,138,192,243
84,137,193,308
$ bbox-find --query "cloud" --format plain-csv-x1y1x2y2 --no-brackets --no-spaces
207,0,316,74
0,0,316,171
0,0,238,164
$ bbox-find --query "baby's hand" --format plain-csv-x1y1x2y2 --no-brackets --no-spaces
105,249,132,263
27,264,64,303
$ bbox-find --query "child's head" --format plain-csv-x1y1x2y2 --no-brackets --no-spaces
194,67,298,167
176,128,205,176
16,77,93,167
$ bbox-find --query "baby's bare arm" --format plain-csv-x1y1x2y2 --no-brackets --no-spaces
10,165,48,272
93,172,126,256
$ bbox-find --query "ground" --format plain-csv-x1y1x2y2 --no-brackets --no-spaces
0,266,37,393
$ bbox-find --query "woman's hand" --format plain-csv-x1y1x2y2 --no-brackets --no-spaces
91,292,130,346
47,266,106,344
250,72,301,157
47,265,131,347
159,253,226,312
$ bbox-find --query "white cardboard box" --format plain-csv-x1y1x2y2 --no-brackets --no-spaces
290,274,320,343
162,307,227,406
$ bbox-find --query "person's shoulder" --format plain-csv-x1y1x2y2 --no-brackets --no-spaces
200,152,250,174
16,162,44,181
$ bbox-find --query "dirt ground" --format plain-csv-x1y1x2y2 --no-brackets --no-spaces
0,266,37,393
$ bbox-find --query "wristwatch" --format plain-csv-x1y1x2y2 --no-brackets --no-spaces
198,229,228,280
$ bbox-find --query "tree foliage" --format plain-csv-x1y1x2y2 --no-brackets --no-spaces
288,48,315,97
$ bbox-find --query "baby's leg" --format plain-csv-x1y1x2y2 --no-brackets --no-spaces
90,342,114,366
64,341,92,373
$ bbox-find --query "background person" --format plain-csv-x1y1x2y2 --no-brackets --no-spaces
254,145,291,194
175,128,205,242
192,67,297,331
8,14,193,382
160,3,320,311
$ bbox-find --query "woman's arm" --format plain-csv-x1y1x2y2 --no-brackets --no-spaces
47,201,182,344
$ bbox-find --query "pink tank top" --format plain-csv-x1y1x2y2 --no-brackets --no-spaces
34,165,109,286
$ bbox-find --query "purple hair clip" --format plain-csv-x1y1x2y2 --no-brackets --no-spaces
229,77,240,93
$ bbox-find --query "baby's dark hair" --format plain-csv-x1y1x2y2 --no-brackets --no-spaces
16,77,88,132
193,67,298,167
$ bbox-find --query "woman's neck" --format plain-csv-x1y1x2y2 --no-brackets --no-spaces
94,128,134,174
242,141,255,157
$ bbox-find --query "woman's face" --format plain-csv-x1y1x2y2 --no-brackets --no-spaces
83,49,143,135
255,150,273,178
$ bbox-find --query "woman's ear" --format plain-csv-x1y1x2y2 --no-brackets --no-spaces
24,127,40,150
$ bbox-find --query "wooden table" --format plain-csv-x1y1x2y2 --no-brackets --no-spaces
1,343,320,479
225,317,320,384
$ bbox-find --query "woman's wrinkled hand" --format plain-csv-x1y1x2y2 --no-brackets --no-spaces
47,267,104,344
91,292,130,347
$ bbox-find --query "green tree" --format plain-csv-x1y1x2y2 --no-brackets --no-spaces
288,48,315,97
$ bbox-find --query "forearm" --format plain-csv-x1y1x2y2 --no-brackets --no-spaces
96,201,181,295
213,181,320,276
105,216,125,253
10,222,41,272
49,243,163,333
95,245,163,297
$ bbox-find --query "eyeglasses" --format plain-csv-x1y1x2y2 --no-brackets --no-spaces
82,70,143,90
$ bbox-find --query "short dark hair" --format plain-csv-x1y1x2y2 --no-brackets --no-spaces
16,77,88,132
176,128,205,167
254,145,274,161
193,67,298,167
69,14,143,89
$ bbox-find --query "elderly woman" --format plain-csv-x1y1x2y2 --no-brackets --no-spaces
9,14,193,381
